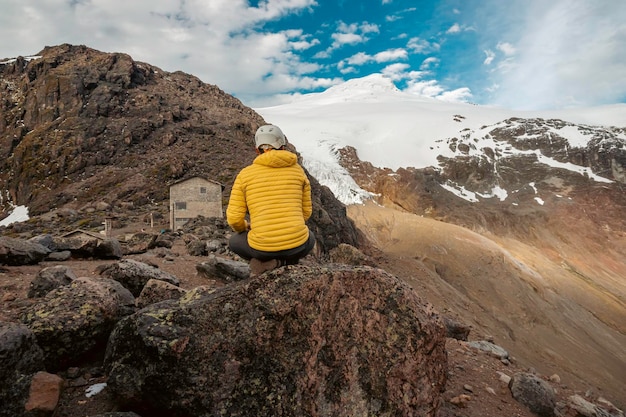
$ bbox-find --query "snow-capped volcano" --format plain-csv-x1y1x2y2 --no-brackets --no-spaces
255,74,626,205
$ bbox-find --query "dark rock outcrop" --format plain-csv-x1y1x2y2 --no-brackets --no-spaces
104,265,447,417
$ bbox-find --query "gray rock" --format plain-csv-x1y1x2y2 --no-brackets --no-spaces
205,239,224,252
94,238,124,259
22,277,136,371
0,322,45,417
468,340,509,359
186,240,207,256
136,279,187,309
567,395,622,417
443,317,471,341
98,259,180,297
46,250,72,261
328,243,375,266
28,265,77,298
29,234,57,251
509,372,556,417
196,254,249,281
0,322,45,382
123,232,157,255
104,265,447,417
0,237,51,266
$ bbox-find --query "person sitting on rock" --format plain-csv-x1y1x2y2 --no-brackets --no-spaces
226,124,315,276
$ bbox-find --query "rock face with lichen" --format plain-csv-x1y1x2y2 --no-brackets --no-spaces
104,264,447,417
21,277,135,372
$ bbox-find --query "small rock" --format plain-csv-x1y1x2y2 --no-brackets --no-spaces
568,394,624,417
24,371,65,413
468,340,509,359
549,374,561,383
2,292,16,301
450,394,472,408
497,371,512,385
463,384,474,392
66,367,81,379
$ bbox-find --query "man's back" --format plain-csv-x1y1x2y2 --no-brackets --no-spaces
227,149,312,252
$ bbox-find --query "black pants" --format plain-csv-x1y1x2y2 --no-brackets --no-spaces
229,230,315,263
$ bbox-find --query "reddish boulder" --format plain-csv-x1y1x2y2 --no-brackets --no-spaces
105,264,447,416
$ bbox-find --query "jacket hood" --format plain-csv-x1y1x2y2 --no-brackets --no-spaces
253,149,297,168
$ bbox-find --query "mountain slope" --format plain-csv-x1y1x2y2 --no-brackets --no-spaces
349,202,625,402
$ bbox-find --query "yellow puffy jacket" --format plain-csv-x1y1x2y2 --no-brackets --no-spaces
226,149,312,252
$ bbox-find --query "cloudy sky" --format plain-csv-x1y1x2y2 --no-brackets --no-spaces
1,0,625,110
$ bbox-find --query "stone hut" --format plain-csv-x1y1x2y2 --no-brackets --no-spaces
169,176,223,230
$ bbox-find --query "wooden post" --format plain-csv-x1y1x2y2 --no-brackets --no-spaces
104,218,112,238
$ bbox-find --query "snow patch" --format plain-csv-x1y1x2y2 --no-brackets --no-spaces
85,383,107,398
0,205,29,226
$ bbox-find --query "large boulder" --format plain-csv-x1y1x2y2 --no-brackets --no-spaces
0,322,45,417
98,259,180,297
22,277,135,371
104,265,447,417
0,237,50,266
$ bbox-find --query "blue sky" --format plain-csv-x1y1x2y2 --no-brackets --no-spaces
1,0,625,110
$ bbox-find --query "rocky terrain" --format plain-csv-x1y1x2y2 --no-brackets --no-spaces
1,44,625,416
1,219,623,417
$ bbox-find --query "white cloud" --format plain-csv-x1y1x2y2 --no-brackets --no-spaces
2,0,624,111
404,79,472,103
484,49,496,65
407,37,440,54
373,48,408,62
381,63,410,80
323,21,381,57
346,52,371,65
496,42,516,56
404,80,442,96
420,57,439,70
446,23,461,34
438,87,473,103
332,32,364,47
345,48,407,66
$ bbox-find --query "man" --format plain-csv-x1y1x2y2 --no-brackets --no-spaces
227,124,315,276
